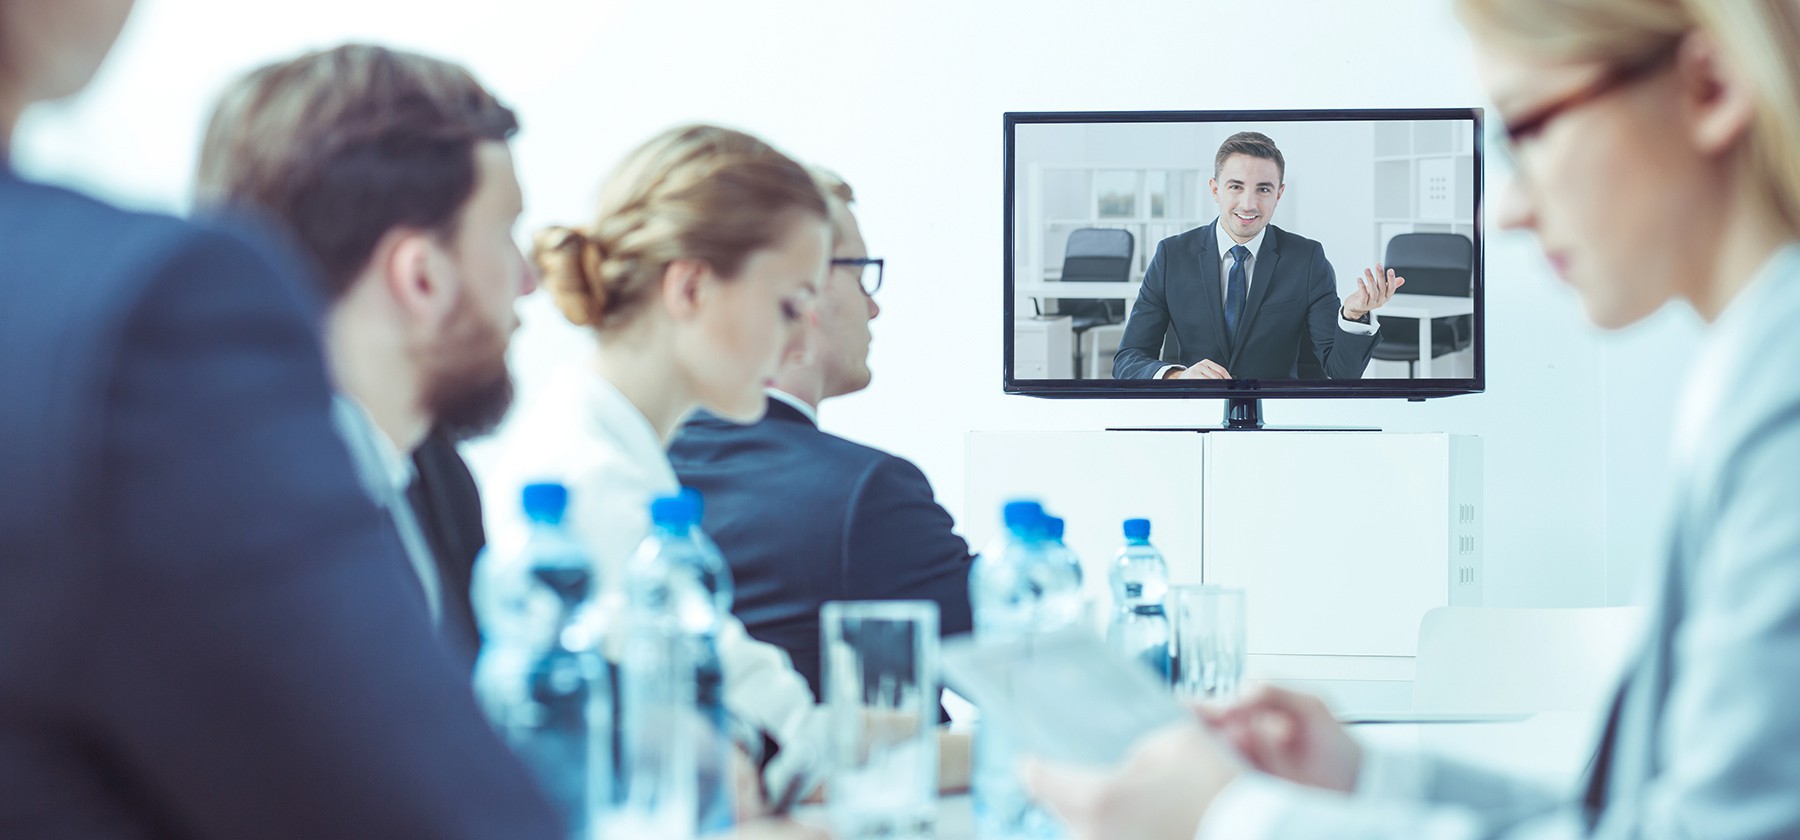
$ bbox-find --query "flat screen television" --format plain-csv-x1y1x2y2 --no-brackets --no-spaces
1004,108,1485,426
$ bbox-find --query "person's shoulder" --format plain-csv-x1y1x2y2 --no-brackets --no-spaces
1267,224,1326,256
1157,223,1212,252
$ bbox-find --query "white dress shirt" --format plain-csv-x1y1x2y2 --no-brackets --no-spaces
1157,219,1376,379
765,388,819,425
487,364,830,800
330,394,442,625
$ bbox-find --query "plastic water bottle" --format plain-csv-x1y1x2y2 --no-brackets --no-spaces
678,487,736,616
618,493,725,836
969,500,1078,839
1107,518,1171,681
472,482,607,840
1043,516,1083,586
1042,515,1090,628
673,488,736,833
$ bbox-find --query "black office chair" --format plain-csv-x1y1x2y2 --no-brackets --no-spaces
1052,228,1135,378
1372,232,1474,378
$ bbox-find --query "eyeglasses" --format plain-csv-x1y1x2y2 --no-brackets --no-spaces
1496,45,1677,178
831,257,885,297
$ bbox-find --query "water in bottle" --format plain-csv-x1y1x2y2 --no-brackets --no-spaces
617,492,727,837
1107,518,1171,681
969,500,1078,839
673,488,737,834
472,482,607,840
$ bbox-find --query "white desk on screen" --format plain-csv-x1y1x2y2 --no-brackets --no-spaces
1017,280,1142,308
1378,293,1475,379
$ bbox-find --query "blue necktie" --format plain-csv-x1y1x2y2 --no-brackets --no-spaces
1224,244,1250,344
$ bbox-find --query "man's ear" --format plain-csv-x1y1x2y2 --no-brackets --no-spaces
1678,30,1757,157
380,229,457,326
660,257,711,321
1208,177,1219,200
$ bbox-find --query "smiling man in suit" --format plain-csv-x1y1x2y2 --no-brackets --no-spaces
1113,131,1403,381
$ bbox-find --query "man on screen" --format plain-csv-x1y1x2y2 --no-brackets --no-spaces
1112,131,1403,380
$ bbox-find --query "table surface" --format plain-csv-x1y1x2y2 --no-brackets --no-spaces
1379,293,1476,318
795,711,1595,839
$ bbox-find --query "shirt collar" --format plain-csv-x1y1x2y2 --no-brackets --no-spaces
1214,217,1268,261
765,388,819,425
331,394,417,499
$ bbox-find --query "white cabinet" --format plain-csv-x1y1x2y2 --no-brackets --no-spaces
1011,316,1073,380
964,430,1482,685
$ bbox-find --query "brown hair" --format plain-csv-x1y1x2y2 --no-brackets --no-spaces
1456,0,1800,235
533,124,827,331
1213,131,1286,182
194,44,519,300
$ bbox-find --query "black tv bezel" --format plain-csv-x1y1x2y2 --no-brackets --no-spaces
1003,108,1486,401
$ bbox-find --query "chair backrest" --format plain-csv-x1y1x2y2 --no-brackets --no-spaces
1058,228,1135,321
1413,606,1647,716
1384,232,1472,298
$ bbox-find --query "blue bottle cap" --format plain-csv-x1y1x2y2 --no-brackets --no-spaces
1045,516,1066,541
678,486,705,522
1123,518,1151,540
1002,500,1046,531
650,493,696,529
521,482,569,524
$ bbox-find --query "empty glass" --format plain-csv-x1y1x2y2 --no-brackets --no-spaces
821,601,940,840
1169,585,1247,702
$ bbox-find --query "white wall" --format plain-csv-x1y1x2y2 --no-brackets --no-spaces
14,0,1702,608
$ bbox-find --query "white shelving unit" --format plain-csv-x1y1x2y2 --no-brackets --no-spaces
1371,121,1477,259
1022,163,1209,284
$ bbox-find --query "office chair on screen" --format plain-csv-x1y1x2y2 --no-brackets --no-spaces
1373,232,1474,378
1053,228,1134,378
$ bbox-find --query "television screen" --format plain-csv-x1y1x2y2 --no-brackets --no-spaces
1005,109,1484,402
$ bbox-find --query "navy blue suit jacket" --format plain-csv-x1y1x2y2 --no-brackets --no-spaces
0,167,557,838
1113,221,1379,380
668,397,974,700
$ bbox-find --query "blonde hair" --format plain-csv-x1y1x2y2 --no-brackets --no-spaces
1457,0,1800,235
534,124,827,330
808,166,855,205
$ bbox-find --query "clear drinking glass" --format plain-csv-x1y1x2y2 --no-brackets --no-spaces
822,601,940,840
1168,585,1247,702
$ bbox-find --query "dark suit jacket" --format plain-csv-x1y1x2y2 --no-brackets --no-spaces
0,166,557,838
409,428,486,671
1113,220,1379,380
668,397,975,700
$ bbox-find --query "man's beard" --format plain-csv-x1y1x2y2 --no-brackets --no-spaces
423,295,515,442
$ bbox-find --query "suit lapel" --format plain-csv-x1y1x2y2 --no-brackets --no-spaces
1190,221,1229,361
1230,227,1282,363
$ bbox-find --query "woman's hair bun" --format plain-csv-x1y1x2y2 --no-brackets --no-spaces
532,225,606,326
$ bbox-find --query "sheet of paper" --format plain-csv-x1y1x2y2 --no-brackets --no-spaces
941,628,1190,768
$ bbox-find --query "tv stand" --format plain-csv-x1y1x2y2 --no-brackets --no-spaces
1107,398,1381,432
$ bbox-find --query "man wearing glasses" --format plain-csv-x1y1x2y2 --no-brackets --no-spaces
669,168,974,705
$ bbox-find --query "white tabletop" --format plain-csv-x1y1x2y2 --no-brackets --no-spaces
1378,293,1475,319
1017,280,1143,300
792,713,1592,839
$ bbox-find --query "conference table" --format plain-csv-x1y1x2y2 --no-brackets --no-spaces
794,711,1593,838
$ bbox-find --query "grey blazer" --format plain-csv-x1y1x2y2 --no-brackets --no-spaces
1210,244,1800,839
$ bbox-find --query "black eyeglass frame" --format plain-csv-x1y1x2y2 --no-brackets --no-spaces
831,257,885,296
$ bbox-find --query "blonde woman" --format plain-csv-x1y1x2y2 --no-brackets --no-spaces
1026,1,1800,838
487,124,831,812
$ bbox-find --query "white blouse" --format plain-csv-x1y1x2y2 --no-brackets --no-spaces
486,363,828,799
